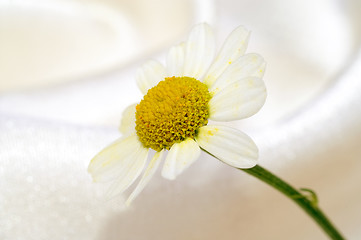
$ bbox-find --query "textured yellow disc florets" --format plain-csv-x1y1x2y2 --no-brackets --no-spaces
135,76,211,151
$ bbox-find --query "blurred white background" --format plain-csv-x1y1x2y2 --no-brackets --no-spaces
1,0,361,239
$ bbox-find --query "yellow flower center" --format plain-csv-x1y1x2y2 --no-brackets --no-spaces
135,76,211,151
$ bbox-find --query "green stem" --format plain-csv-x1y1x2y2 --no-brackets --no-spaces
241,165,345,240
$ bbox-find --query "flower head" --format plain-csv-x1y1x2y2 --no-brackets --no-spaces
88,23,267,205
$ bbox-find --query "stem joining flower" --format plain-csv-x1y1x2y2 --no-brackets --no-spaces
87,22,346,240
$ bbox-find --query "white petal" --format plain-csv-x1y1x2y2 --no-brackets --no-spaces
126,150,164,206
210,53,266,93
105,145,149,199
119,103,137,136
88,134,142,183
166,42,185,77
195,125,258,168
209,77,267,121
183,23,215,80
136,60,166,95
204,26,250,87
162,138,201,180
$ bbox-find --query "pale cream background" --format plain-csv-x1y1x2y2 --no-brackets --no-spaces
1,0,361,239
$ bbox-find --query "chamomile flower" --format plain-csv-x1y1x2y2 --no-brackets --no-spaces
88,23,267,205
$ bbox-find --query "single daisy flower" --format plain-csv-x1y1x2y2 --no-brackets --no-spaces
88,23,267,205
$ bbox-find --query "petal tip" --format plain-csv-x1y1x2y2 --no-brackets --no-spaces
161,171,176,180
